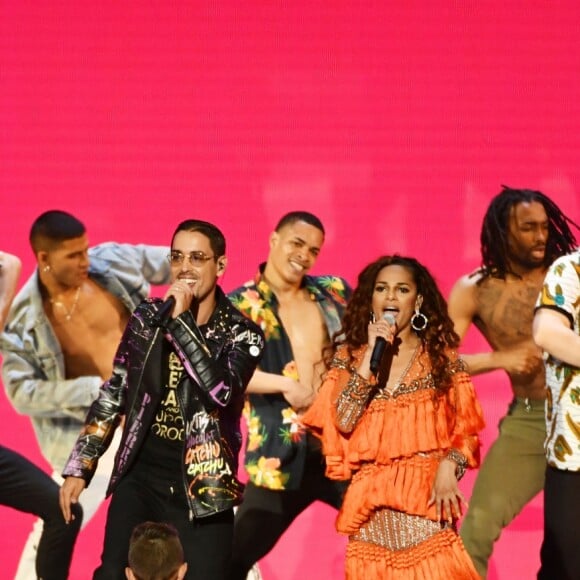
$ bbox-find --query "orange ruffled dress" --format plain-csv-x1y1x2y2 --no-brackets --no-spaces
302,344,485,580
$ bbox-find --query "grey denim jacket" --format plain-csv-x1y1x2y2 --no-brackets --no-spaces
1,242,170,471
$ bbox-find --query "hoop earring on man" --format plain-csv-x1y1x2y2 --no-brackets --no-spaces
411,308,428,332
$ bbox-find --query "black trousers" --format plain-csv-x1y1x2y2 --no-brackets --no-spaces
538,465,580,580
229,444,346,580
94,467,234,580
0,444,82,580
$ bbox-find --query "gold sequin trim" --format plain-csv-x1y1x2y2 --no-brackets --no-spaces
351,508,452,551
331,355,350,371
374,356,466,400
336,372,374,432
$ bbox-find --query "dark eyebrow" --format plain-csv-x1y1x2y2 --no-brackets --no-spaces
293,236,321,252
375,282,411,288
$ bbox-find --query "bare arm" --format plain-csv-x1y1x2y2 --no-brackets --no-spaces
459,347,538,377
447,275,478,342
533,308,580,368
247,369,315,410
448,274,496,374
0,252,22,330
448,274,527,375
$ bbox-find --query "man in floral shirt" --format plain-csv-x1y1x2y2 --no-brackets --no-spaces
228,211,351,579
533,248,580,579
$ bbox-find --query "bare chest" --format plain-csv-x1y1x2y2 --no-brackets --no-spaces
47,283,129,377
474,278,542,347
277,297,328,351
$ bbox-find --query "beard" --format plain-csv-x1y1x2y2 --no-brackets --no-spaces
510,248,546,270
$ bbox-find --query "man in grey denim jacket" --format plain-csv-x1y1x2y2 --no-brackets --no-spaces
0,210,170,578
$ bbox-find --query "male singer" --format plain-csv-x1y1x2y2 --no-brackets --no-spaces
60,219,264,579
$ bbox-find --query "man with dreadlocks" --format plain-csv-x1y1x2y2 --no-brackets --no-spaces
447,186,578,578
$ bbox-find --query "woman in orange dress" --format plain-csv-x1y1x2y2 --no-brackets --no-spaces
302,255,484,579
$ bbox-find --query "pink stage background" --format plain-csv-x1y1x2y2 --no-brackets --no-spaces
1,2,579,579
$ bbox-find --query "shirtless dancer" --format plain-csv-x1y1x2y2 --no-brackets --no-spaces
227,211,352,579
1,210,170,578
448,186,578,578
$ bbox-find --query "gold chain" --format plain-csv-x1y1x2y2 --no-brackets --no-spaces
50,286,81,321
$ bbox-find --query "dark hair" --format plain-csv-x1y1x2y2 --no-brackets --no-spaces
338,255,460,393
480,185,578,279
128,522,184,580
274,211,325,235
171,219,226,258
29,210,86,252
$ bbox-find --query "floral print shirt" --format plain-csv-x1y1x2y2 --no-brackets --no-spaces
535,250,580,471
228,264,351,490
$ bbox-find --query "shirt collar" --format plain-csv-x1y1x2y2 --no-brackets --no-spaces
254,262,324,304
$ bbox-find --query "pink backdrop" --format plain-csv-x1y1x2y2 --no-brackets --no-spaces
1,2,579,578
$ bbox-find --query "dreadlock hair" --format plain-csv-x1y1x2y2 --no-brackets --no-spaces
336,255,460,394
480,185,578,279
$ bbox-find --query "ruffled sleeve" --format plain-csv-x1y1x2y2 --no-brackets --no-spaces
444,354,485,468
301,344,360,480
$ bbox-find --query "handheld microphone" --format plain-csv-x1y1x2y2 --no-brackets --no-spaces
152,295,176,326
369,312,397,374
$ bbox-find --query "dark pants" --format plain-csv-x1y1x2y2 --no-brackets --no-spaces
94,468,234,580
0,445,82,580
230,444,346,580
538,465,580,580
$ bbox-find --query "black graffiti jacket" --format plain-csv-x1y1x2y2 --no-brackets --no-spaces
62,286,264,518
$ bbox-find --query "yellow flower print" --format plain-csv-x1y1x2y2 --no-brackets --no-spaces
282,361,299,381
230,290,280,339
246,457,289,490
280,406,305,443
318,276,348,305
244,401,267,452
247,416,265,452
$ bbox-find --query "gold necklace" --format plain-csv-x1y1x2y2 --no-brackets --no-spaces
50,286,81,321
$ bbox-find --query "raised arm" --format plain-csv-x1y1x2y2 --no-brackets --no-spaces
165,308,264,409
0,251,22,330
90,242,172,286
334,345,379,433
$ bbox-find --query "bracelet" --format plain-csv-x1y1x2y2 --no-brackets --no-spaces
446,448,468,480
